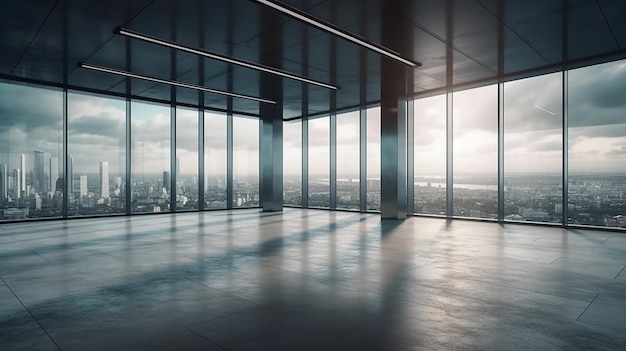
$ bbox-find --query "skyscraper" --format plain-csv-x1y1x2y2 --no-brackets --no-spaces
50,157,58,193
80,175,87,197
163,171,170,192
33,151,44,193
20,154,26,193
68,156,74,196
99,161,109,199
13,169,21,199
0,164,7,204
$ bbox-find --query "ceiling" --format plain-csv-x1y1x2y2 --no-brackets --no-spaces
1,0,625,119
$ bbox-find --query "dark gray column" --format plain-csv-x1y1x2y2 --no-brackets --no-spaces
380,1,410,220
259,9,284,212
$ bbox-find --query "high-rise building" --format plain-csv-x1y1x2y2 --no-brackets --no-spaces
68,156,74,196
13,169,21,199
33,151,44,193
49,157,59,193
99,161,109,199
80,175,87,197
163,171,170,192
0,164,7,204
19,154,26,193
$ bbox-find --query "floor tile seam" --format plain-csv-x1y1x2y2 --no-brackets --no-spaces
183,304,262,331
458,276,596,304
180,276,263,308
183,325,229,350
614,264,626,280
0,276,62,351
575,317,626,333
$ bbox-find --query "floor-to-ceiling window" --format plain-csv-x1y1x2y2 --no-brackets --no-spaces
176,107,199,211
504,73,563,223
284,119,302,206
308,116,330,208
366,106,381,211
204,111,227,209
0,82,64,220
413,95,447,215
232,116,259,208
568,59,626,228
453,85,498,219
336,111,360,210
131,101,171,213
68,92,126,216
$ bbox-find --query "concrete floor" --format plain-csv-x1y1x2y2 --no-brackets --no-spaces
1,209,625,350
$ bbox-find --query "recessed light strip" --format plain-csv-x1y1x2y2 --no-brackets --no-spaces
253,0,421,67
117,28,338,90
80,63,276,104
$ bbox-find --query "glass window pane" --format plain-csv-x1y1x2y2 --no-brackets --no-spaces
308,116,330,208
68,92,126,216
233,116,259,207
284,119,302,206
131,102,170,213
205,112,227,209
176,107,198,211
414,95,447,215
504,72,563,223
453,85,498,219
336,111,360,210
0,82,63,220
366,107,381,211
568,59,626,228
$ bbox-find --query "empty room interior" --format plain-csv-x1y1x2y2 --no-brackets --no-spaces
2,0,626,350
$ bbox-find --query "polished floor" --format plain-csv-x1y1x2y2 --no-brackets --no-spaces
1,209,626,350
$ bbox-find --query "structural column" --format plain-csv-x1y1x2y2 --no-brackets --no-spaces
259,9,284,212
380,1,410,219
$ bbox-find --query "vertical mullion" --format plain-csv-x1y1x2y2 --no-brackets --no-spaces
498,83,505,222
227,110,233,209
302,115,308,208
330,111,337,210
170,92,176,213
198,106,205,211
562,71,568,226
62,88,68,219
406,99,415,215
359,107,367,213
446,91,453,218
125,37,132,216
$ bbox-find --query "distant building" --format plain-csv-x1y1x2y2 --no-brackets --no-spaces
99,161,109,199
50,157,58,193
34,150,45,193
606,215,626,228
163,171,170,192
80,175,88,196
0,164,7,204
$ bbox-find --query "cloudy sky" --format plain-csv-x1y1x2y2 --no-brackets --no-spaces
0,59,624,181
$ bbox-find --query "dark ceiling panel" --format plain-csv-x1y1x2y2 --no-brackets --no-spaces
568,0,620,61
597,0,626,49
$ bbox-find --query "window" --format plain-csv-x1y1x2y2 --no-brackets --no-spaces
204,112,227,209
308,116,330,208
453,85,498,219
366,107,381,211
68,92,126,216
131,102,170,213
0,82,63,221
283,119,302,206
568,59,626,228
336,111,360,210
233,116,259,207
176,107,199,211
413,95,447,215
504,73,563,223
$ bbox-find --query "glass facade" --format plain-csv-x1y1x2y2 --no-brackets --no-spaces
176,107,199,211
0,82,63,220
504,73,563,223
1,57,625,230
68,92,126,216
413,95,447,215
131,101,171,213
453,85,498,219
283,119,302,206
232,116,259,208
366,107,381,211
204,112,227,209
308,116,330,208
336,111,360,210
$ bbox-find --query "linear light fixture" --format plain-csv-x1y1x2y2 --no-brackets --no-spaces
80,63,276,104
117,28,338,90
253,0,421,67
